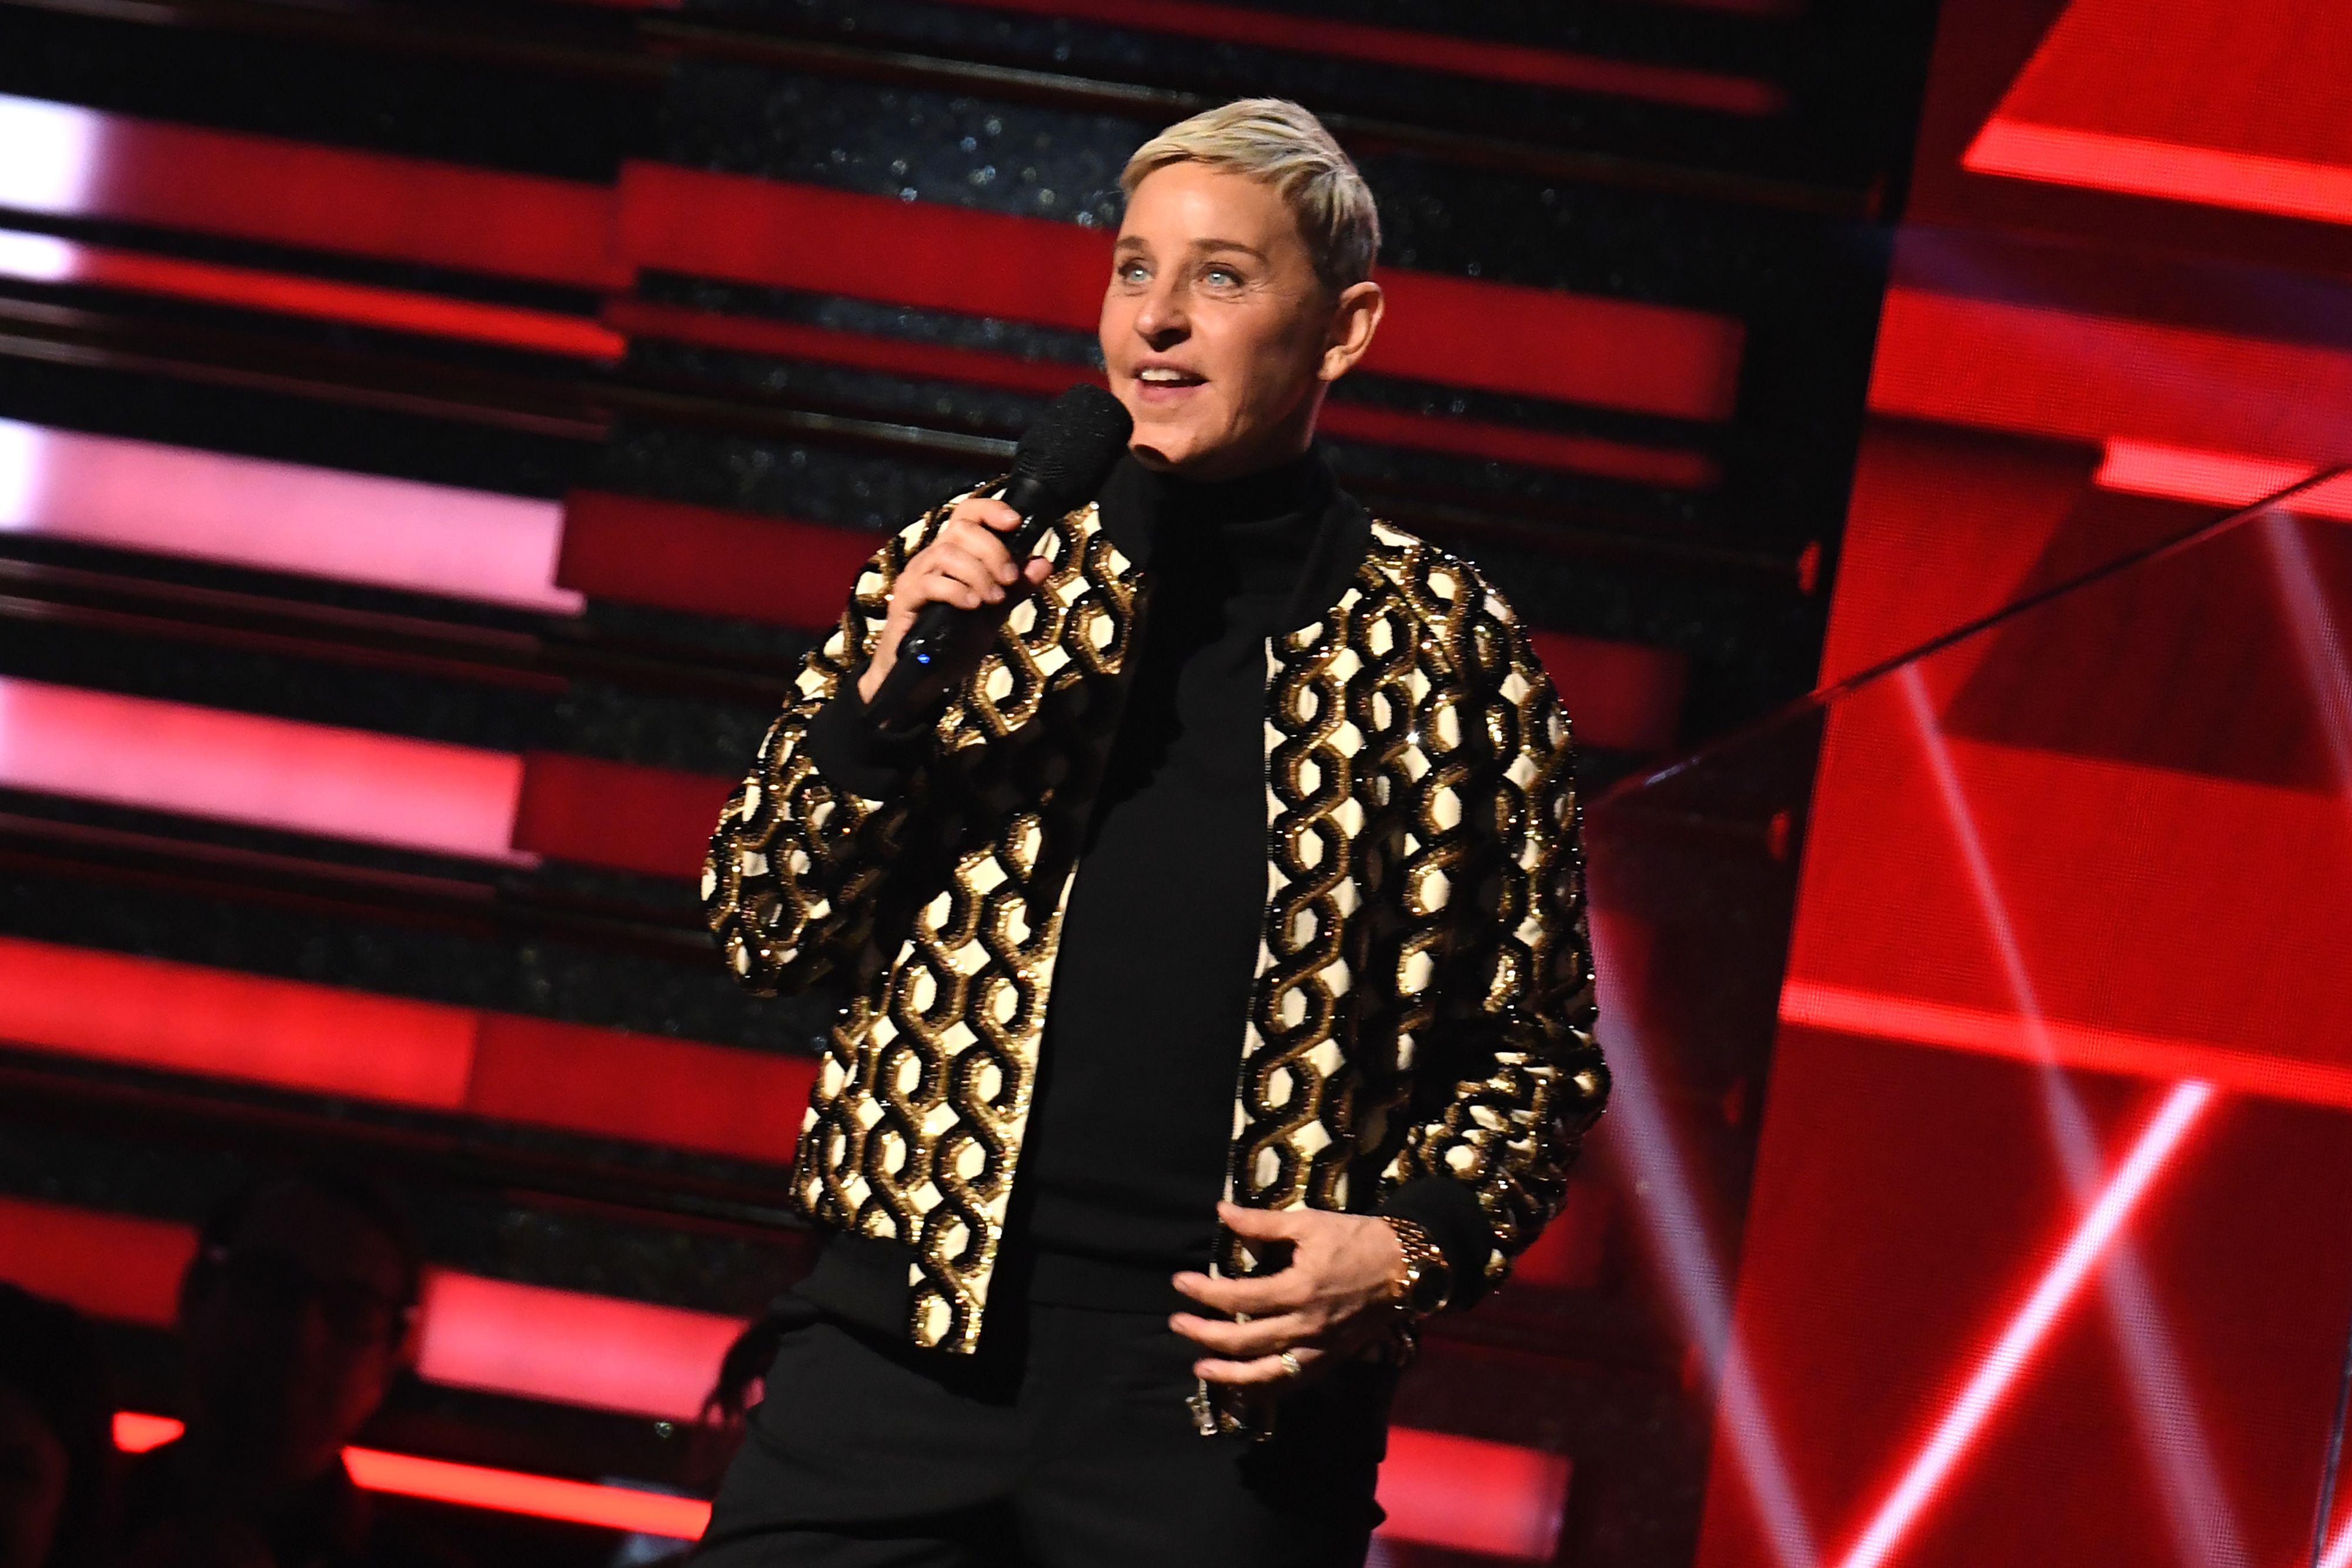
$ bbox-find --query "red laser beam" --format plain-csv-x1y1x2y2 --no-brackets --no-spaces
1827,1080,2217,1568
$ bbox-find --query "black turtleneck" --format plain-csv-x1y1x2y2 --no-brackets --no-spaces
1000,448,1332,1311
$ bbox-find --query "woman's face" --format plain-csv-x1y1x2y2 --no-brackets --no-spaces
0,1386,66,1568
1100,161,1377,480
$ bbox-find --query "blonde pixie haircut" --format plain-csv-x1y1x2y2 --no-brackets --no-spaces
1120,98,1381,292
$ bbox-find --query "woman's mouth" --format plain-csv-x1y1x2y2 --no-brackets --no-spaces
1133,366,1207,403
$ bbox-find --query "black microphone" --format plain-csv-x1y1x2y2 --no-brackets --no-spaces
866,384,1134,725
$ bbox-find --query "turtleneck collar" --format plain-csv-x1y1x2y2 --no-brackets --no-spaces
1094,444,1370,634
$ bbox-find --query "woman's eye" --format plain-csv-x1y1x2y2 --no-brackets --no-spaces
1118,261,1150,284
1204,266,1241,287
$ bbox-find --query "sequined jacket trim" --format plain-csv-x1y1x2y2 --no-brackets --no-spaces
703,489,1607,1353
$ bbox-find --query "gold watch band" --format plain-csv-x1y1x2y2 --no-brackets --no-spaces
1379,1215,1454,1319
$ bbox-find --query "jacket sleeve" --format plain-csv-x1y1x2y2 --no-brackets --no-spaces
701,503,954,996
1378,579,1609,1306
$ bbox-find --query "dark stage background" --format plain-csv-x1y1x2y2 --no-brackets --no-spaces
8,1,2349,1565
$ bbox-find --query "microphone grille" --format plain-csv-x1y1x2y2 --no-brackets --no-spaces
1008,385,1135,512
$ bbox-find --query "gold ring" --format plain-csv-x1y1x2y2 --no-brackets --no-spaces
1278,1350,1304,1380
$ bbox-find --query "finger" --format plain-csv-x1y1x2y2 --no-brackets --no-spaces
1021,557,1051,586
1217,1201,1309,1240
921,543,1010,601
1195,1348,1325,1388
950,497,1024,534
1172,1271,1311,1316
941,520,1023,583
1169,1310,1315,1357
900,564,990,611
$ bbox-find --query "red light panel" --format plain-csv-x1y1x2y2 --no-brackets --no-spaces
0,934,478,1110
512,751,735,881
0,677,529,861
1377,1426,1572,1560
0,418,583,611
415,1273,748,1422
0,93,622,287
0,1195,192,1326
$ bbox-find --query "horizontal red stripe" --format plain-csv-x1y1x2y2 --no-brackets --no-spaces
416,1272,746,1421
0,229,623,358
467,1012,814,1164
0,417,583,611
513,751,735,880
0,935,811,1164
930,0,1779,115
112,1416,716,1538
1966,119,2352,227
617,169,1743,419
0,1198,195,1328
603,299,1719,486
1867,285,2352,463
0,94,623,289
2092,439,2352,520
0,934,479,1109
558,489,878,629
0,677,529,861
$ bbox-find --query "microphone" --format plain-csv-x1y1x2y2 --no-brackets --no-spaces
865,384,1134,725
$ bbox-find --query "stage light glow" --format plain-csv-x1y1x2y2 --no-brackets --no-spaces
0,418,583,611
1375,1427,1571,1561
1829,1079,2216,1568
0,95,100,213
0,229,77,282
1893,671,2249,1568
1966,119,2352,228
1590,914,1820,1568
0,677,529,861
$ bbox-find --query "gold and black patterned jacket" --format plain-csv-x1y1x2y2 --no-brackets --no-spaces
703,478,1607,1356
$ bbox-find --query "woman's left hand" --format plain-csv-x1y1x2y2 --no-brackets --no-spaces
1170,1201,1406,1388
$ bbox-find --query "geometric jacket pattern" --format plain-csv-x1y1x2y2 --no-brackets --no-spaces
704,486,1609,1355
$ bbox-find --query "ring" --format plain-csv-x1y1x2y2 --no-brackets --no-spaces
1278,1350,1304,1380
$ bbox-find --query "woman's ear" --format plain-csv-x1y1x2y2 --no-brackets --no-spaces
1318,280,1385,383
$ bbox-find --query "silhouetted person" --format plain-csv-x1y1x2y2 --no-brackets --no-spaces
0,1286,116,1568
121,1169,460,1568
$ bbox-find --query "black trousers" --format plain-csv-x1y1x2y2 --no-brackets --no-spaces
691,1295,1395,1567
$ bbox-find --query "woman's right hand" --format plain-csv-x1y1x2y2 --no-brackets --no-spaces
857,494,1054,706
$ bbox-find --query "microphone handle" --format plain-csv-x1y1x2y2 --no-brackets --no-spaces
863,473,1060,727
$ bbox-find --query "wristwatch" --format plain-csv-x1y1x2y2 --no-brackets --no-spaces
1381,1216,1454,1318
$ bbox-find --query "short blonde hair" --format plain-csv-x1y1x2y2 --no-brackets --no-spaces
1120,98,1381,291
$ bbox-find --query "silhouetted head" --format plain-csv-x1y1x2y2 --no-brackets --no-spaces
177,1168,420,1487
